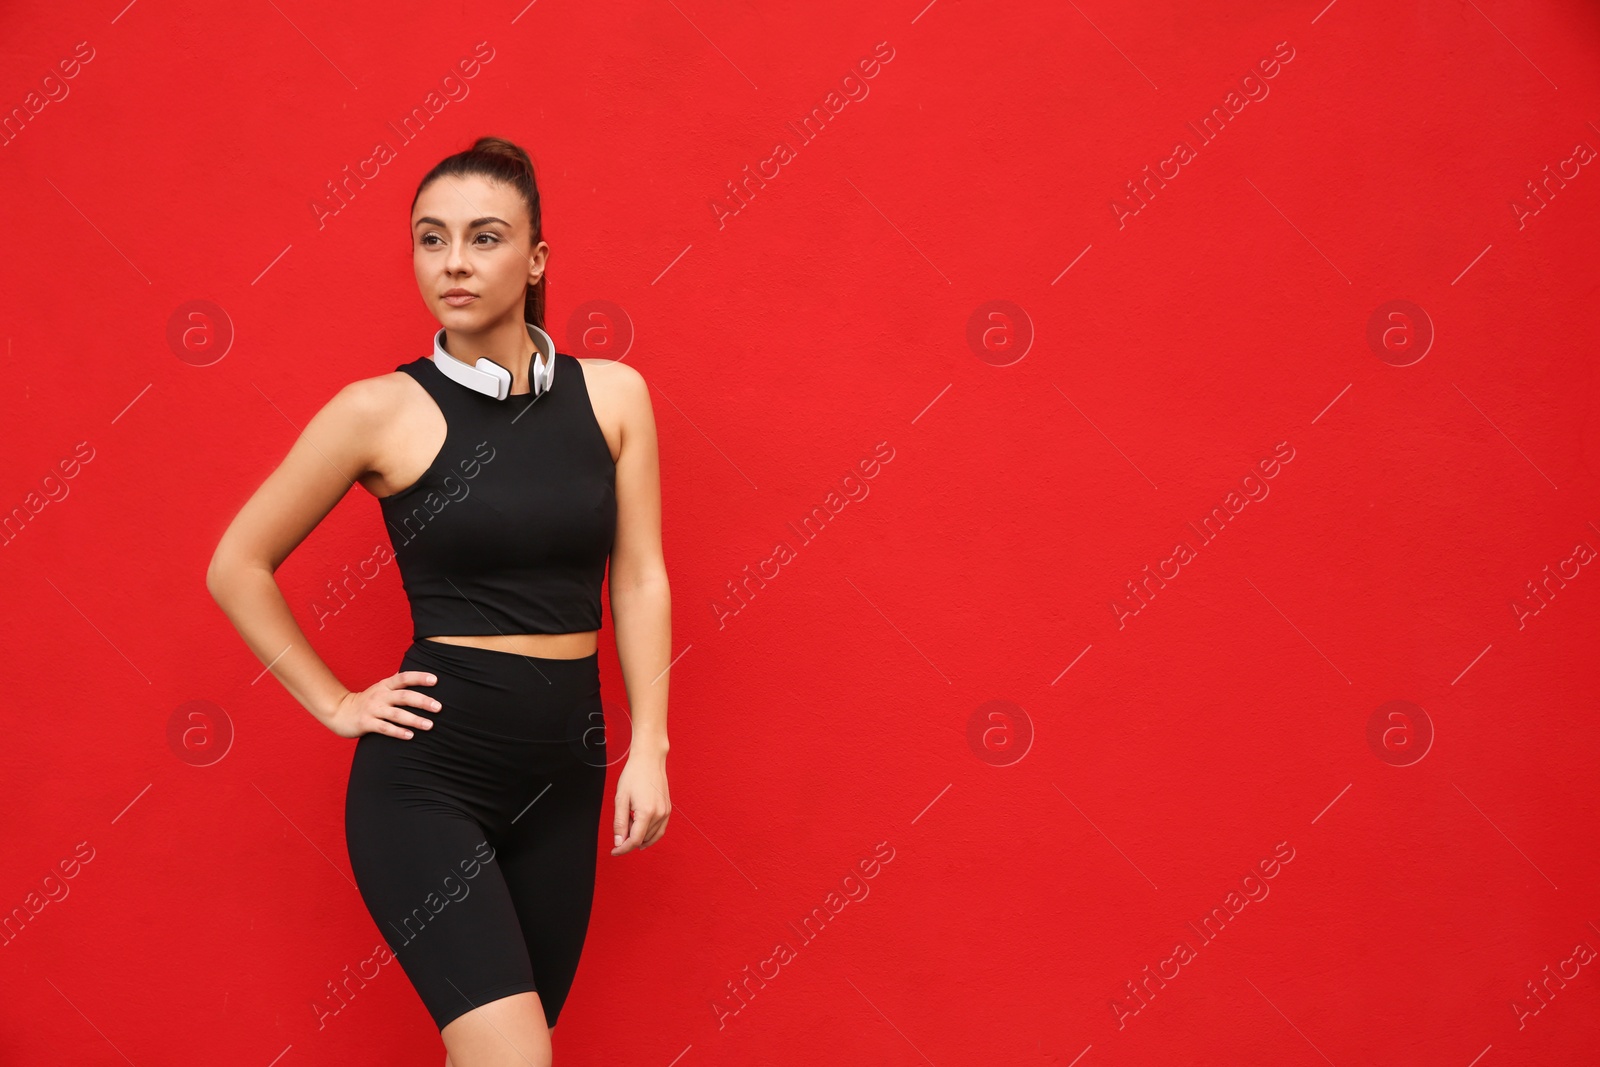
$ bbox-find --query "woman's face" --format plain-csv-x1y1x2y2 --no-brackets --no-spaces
411,174,549,329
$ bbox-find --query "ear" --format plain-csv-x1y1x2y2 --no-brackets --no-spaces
526,239,549,286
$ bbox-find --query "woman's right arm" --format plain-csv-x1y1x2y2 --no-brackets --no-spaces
205,379,439,740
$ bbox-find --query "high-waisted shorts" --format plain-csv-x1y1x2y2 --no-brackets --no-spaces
344,637,608,1031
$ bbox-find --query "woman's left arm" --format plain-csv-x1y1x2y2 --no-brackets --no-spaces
603,360,672,856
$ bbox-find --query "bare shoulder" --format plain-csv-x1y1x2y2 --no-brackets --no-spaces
577,359,652,459
342,367,417,408
309,369,426,484
332,367,435,428
577,357,647,397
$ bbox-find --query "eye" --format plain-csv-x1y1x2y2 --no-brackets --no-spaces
416,231,499,248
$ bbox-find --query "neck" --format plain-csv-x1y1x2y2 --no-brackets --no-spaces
441,318,548,395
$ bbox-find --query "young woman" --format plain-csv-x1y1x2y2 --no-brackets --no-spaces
207,136,670,1067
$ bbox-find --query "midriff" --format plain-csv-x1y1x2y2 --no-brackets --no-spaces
424,631,599,659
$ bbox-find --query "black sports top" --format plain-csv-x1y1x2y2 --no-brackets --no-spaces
378,350,617,638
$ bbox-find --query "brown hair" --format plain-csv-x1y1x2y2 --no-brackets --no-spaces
412,135,547,332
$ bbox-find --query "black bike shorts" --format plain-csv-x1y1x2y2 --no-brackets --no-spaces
344,637,608,1031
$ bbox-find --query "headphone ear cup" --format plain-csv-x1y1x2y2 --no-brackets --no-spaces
474,358,512,400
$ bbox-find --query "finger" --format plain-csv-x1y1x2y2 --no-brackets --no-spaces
397,690,444,713
366,716,417,740
642,815,669,848
612,805,649,854
394,670,439,689
620,809,649,853
612,795,631,851
385,707,437,732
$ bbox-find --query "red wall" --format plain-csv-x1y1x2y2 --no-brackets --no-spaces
3,1,1598,1064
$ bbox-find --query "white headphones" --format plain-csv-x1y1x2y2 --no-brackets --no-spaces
431,322,557,401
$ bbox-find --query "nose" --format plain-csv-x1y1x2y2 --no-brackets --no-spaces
443,235,470,276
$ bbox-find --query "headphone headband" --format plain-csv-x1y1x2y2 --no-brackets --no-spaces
431,322,556,400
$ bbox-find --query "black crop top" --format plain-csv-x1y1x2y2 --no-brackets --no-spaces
378,351,617,638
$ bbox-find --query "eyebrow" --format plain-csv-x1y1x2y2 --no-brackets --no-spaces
413,216,510,229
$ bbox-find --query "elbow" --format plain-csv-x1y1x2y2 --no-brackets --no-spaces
610,568,669,598
205,547,260,603
205,554,228,603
